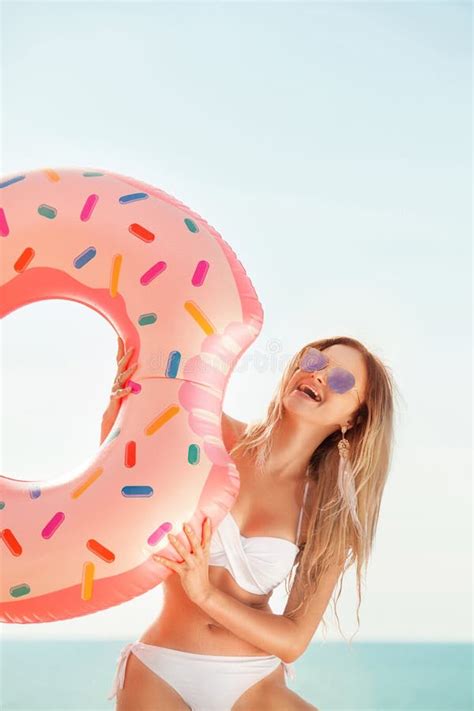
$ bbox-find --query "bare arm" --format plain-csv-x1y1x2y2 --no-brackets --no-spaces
198,587,297,663
199,561,344,663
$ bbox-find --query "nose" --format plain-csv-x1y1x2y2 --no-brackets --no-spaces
311,368,327,387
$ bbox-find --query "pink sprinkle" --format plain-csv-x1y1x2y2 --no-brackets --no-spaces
0,208,9,237
140,261,167,286
191,260,209,286
80,194,99,222
42,512,65,539
148,522,173,546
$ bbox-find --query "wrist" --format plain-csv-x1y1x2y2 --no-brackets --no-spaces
194,585,216,609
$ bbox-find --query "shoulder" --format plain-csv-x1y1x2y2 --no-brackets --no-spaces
221,412,247,452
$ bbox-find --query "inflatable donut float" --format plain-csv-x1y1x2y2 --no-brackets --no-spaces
0,167,263,624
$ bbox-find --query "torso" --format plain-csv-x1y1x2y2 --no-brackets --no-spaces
139,420,311,655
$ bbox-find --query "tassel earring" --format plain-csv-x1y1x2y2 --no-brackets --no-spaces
337,425,362,535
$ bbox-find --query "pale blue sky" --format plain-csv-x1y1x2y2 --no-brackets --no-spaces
1,1,471,642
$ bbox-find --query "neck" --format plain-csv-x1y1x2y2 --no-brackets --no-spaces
261,411,336,482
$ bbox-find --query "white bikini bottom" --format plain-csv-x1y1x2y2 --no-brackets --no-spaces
108,640,296,710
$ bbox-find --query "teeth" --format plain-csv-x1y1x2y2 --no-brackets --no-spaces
297,384,321,402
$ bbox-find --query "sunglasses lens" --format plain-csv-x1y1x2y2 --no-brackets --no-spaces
327,367,355,394
300,348,327,372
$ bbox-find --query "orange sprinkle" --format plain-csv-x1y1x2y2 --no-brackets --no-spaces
81,561,95,601
145,405,180,436
71,467,104,499
1,529,22,556
14,247,35,273
110,254,122,297
184,300,215,335
86,539,115,563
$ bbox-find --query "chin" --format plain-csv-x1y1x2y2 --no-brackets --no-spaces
282,390,321,419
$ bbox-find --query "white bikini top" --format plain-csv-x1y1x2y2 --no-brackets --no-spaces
209,478,310,595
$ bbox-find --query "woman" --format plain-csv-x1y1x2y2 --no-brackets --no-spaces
105,335,395,710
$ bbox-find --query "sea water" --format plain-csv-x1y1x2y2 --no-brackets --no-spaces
0,640,471,710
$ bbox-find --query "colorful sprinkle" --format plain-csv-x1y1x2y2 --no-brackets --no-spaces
121,486,154,498
145,405,180,436
0,175,25,189
41,512,65,539
129,381,141,394
129,223,155,243
80,194,99,221
184,217,199,233
73,247,97,269
1,529,22,556
44,169,60,182
37,204,57,219
138,313,157,326
83,172,104,177
125,441,136,468
9,583,30,599
191,260,209,286
140,260,167,285
165,351,181,378
148,522,173,546
81,561,95,601
29,488,41,499
14,247,35,273
70,467,104,499
188,444,200,465
0,208,9,237
110,254,122,297
119,192,149,205
184,300,215,335
0,502,5,510
86,539,115,563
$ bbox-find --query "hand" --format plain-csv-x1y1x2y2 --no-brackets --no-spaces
100,337,138,444
110,337,138,401
152,518,214,606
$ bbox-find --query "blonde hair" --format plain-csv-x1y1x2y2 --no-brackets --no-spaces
228,336,398,640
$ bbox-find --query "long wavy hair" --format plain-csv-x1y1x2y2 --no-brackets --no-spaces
228,336,398,640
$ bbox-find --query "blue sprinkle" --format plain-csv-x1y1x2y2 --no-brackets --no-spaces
29,488,41,499
74,247,97,269
0,175,25,189
121,486,154,498
119,193,149,205
165,351,181,378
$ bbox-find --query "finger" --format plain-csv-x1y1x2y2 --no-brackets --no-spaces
153,555,179,573
116,337,124,362
118,346,134,369
168,534,191,564
123,363,139,379
204,517,212,547
110,387,132,400
183,523,200,555
117,352,130,370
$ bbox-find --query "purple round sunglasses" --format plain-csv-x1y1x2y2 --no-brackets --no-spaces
298,347,361,406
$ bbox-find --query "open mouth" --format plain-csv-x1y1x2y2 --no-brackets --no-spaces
294,384,322,403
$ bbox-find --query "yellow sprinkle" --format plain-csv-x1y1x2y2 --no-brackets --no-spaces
81,561,95,601
71,467,104,499
145,405,180,436
43,169,60,182
184,300,215,335
110,254,122,297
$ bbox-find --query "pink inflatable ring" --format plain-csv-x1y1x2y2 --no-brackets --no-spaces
0,167,263,624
